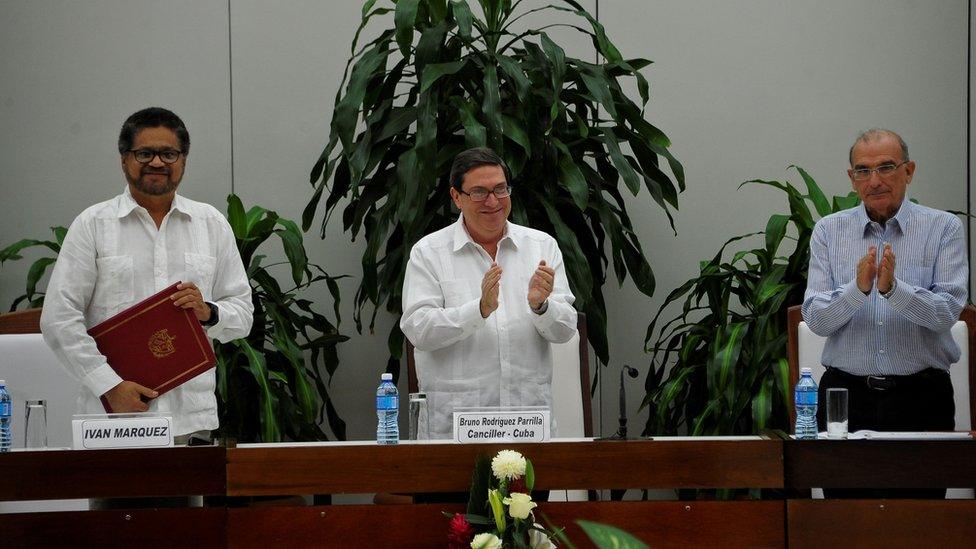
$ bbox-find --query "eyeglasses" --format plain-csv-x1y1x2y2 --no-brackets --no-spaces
128,148,183,164
851,160,908,181
457,185,513,202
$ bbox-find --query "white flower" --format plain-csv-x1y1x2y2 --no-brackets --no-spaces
491,449,527,481
503,492,537,520
529,527,557,549
471,533,503,549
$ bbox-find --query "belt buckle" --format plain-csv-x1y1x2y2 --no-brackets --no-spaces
866,375,890,391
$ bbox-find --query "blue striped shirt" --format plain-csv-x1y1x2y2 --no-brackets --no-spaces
802,199,968,375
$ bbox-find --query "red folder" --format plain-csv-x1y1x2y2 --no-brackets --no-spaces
87,281,216,413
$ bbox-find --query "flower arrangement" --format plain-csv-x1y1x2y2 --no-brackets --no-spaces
447,449,558,549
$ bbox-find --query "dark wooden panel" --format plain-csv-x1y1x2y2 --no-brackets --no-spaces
788,499,976,549
227,439,783,496
228,501,784,548
0,447,226,500
0,308,42,334
784,439,976,489
0,508,225,547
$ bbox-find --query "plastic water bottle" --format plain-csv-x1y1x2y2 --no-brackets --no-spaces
794,367,819,440
0,380,11,452
376,373,399,445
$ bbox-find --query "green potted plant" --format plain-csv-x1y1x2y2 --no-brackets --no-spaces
642,167,858,436
303,0,685,376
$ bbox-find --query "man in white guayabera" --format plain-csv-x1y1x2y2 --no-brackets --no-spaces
40,107,253,444
401,147,578,439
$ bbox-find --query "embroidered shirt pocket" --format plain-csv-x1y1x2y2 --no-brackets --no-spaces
92,255,134,311
438,279,477,308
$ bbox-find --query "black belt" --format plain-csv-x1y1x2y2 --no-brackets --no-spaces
826,366,946,392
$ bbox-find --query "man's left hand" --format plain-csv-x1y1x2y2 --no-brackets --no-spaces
171,282,211,323
876,243,896,294
527,260,555,310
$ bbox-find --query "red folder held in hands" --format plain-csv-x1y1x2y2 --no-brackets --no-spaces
87,281,216,413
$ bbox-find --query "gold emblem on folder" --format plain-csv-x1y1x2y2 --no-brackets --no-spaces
148,329,177,358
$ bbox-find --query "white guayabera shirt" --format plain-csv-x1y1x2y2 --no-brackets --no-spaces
401,215,578,438
40,186,253,435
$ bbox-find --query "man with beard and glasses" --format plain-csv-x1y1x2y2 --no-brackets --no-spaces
41,107,253,445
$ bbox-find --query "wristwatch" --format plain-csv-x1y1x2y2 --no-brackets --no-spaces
531,300,549,315
202,302,220,327
881,279,897,299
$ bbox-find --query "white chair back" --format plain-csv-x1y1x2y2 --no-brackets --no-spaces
548,330,588,502
550,330,585,438
0,333,78,448
798,320,972,500
798,320,971,431
0,333,88,513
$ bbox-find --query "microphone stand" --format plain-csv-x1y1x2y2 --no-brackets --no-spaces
606,364,640,501
609,365,640,440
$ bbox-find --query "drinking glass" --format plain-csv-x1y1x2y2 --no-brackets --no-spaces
408,392,430,440
826,388,848,439
24,399,47,449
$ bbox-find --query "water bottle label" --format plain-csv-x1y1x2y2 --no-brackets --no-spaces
0,402,10,416
376,395,398,410
794,390,817,406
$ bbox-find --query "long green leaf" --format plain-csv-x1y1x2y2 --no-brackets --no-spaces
394,0,420,57
791,165,831,217
577,520,648,549
419,59,466,92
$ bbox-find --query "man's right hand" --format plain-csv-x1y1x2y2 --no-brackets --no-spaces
103,381,158,413
480,263,502,318
856,246,878,294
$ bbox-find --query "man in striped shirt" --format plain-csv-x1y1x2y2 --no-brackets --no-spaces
803,129,967,456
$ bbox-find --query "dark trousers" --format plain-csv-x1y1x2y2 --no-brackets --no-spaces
817,367,954,499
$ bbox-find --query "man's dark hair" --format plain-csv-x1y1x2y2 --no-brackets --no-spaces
117,107,190,155
449,147,510,190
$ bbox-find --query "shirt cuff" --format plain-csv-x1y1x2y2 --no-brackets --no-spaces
460,297,487,331
529,299,557,335
83,364,124,397
204,302,222,336
839,279,869,310
882,276,913,311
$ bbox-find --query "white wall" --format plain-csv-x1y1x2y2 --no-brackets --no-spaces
0,0,969,440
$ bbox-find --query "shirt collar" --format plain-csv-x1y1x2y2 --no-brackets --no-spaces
857,198,912,235
451,213,518,253
118,186,190,218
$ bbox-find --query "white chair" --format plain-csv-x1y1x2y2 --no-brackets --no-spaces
789,304,975,499
0,329,89,512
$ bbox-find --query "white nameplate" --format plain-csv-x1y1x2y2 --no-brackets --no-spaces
453,410,551,443
72,416,174,449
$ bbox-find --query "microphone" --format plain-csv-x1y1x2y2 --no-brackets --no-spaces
613,365,640,439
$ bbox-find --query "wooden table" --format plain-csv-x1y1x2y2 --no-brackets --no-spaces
0,447,226,546
782,436,976,548
225,438,785,548
3,436,974,547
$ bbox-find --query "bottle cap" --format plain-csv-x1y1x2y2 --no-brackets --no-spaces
0,379,5,385
381,373,393,381
800,367,812,375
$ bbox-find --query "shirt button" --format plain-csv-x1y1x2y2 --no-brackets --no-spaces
879,349,886,354
878,321,884,326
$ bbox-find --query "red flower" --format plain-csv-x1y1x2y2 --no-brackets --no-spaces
447,513,476,548
508,477,527,494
